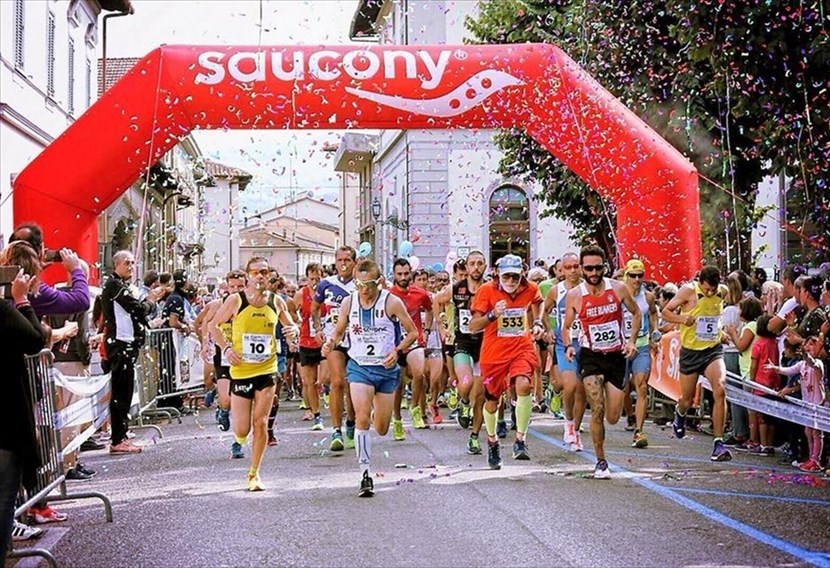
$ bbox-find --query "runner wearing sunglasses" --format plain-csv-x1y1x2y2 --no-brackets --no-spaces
562,245,641,479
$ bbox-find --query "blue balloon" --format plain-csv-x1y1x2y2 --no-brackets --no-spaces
398,240,413,258
431,262,444,272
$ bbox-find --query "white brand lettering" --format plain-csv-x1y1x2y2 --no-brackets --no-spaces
194,49,455,90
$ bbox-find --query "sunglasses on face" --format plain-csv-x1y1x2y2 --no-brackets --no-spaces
627,273,644,279
355,278,381,288
436,278,449,284
582,264,604,273
248,268,270,277
500,273,521,281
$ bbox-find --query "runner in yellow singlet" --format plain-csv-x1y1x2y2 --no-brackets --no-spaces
661,265,732,462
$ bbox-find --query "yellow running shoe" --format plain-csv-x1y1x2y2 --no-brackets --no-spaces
247,472,265,492
410,406,427,429
393,419,405,441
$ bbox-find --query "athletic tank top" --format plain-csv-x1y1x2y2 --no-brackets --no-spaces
452,279,482,344
680,282,723,350
347,290,401,367
578,278,623,353
554,281,582,347
230,292,279,379
622,286,650,348
214,320,233,367
299,287,320,349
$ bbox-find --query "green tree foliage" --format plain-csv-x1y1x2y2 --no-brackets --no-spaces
466,0,828,269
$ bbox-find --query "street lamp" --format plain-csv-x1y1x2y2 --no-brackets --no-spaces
371,197,381,221
371,197,408,230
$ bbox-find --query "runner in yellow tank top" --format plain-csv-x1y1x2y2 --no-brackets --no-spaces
662,266,732,462
209,257,299,492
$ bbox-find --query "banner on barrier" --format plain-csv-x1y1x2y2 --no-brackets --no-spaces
51,369,111,459
648,330,683,402
172,331,205,392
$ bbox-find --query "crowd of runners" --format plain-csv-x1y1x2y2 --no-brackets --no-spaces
191,244,829,496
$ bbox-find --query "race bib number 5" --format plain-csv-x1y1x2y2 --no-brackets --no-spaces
588,321,621,351
695,316,720,342
242,333,273,363
498,308,526,337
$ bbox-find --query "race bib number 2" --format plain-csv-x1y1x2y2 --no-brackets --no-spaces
459,309,472,334
498,308,526,337
242,333,273,363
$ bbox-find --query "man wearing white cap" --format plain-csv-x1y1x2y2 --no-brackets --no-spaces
469,254,545,469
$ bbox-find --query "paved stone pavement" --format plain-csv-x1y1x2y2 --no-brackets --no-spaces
7,400,830,567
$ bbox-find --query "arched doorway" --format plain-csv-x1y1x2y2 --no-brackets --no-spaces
488,185,529,267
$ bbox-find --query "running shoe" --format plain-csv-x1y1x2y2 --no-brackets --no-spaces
625,415,636,432
572,431,583,452
299,401,309,410
550,391,562,415
322,392,330,409
496,420,508,439
247,472,265,492
203,388,216,408
267,433,278,447
358,470,374,497
437,394,446,408
798,459,821,472
411,406,427,430
512,439,530,460
216,408,231,432
231,442,245,459
449,408,459,420
302,410,314,421
30,505,68,524
487,439,503,470
734,440,760,452
594,459,611,480
564,423,576,445
448,389,458,410
76,462,96,477
312,416,324,431
345,426,356,450
431,405,443,424
393,419,406,441
632,430,649,449
457,400,471,429
532,398,542,413
467,432,482,455
710,440,733,462
66,466,94,481
722,435,742,447
12,520,42,541
671,410,686,439
330,430,345,452
749,445,774,456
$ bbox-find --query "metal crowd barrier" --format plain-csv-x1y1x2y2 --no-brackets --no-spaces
8,350,112,567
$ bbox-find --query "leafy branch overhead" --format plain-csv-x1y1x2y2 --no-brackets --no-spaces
466,0,828,268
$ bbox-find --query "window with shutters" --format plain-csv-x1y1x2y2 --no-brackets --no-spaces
68,38,75,114
13,0,25,69
85,59,92,108
47,13,56,97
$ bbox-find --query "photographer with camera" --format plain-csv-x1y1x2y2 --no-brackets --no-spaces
0,242,49,558
8,224,90,317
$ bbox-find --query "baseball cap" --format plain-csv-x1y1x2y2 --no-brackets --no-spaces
497,254,523,275
624,259,645,275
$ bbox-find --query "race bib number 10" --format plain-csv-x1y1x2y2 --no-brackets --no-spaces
498,308,526,337
242,333,273,363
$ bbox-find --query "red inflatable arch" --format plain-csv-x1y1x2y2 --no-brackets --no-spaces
13,44,701,282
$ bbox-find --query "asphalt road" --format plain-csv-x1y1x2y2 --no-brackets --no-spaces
8,401,830,568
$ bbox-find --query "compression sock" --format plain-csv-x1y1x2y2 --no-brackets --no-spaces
515,394,532,438
355,428,371,475
483,406,498,439
235,434,248,446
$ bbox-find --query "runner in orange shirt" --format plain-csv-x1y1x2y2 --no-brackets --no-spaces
469,254,545,469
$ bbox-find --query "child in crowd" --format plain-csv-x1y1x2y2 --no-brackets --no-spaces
724,297,763,451
767,336,827,472
745,315,780,456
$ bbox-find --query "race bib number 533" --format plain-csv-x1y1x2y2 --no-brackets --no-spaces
498,308,526,337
